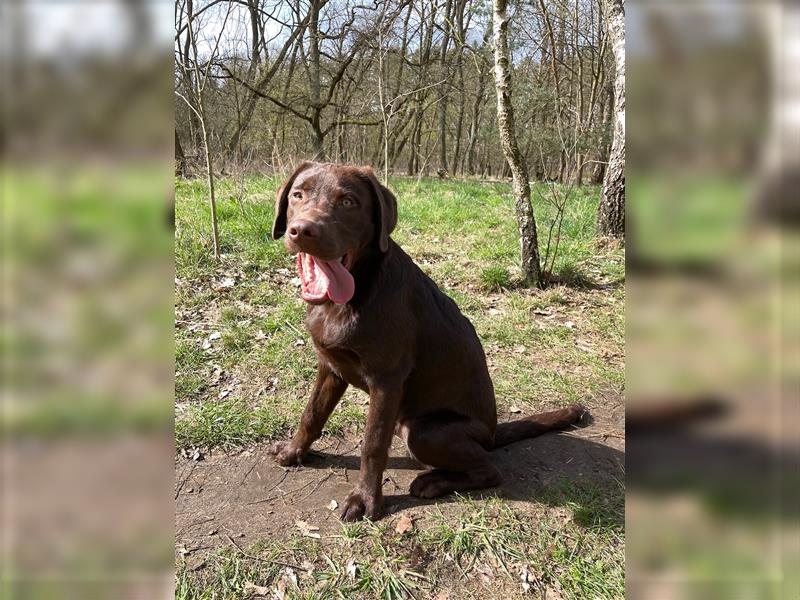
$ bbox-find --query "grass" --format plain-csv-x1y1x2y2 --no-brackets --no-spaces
177,490,624,600
3,165,174,439
480,266,512,291
174,175,624,451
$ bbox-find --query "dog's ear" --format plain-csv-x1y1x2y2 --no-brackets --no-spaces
360,167,397,253
272,161,314,239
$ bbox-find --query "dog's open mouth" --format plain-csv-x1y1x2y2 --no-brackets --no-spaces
296,252,355,305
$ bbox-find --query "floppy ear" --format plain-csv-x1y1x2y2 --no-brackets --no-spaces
361,168,398,253
272,161,314,239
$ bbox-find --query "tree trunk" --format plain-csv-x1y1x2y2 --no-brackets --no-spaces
198,103,220,260
492,0,542,287
310,118,326,161
175,129,187,177
597,0,625,238
591,86,613,184
437,0,453,172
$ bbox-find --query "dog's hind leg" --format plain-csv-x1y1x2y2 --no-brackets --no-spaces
403,413,501,499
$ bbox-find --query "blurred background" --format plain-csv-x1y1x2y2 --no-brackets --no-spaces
626,0,798,598
1,0,175,598
0,0,797,599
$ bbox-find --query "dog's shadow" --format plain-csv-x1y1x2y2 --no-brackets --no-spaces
304,428,624,528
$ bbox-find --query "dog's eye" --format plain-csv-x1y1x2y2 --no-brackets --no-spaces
341,198,355,208
292,191,302,199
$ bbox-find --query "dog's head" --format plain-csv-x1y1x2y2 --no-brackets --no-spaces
272,162,397,304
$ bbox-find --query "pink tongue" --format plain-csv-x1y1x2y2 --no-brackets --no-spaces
314,258,355,304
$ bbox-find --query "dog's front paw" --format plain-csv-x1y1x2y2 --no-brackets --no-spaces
340,488,384,522
268,440,303,466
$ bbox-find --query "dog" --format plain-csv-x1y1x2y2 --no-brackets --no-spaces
269,161,586,521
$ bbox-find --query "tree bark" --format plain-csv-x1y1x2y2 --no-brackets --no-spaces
437,0,454,172
175,129,187,177
597,0,625,238
492,0,542,287
591,85,613,184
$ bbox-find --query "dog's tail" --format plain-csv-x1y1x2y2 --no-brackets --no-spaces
493,404,587,448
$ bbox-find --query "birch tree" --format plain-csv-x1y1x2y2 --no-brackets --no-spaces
597,0,625,238
492,0,542,287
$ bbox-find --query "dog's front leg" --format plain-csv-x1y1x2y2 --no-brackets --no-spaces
340,381,402,521
268,361,347,466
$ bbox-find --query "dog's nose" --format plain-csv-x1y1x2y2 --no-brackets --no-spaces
287,220,319,241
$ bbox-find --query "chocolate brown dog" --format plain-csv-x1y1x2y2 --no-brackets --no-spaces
269,161,586,521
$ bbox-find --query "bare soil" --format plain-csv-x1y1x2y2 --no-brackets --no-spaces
175,400,624,555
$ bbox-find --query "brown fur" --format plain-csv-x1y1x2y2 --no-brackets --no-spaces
269,162,586,521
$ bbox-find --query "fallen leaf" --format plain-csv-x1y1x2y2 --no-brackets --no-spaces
327,499,338,511
218,388,231,400
243,581,270,596
295,520,321,539
488,308,501,316
546,585,564,599
274,577,287,600
509,406,522,414
520,566,534,593
433,593,450,600
513,345,526,354
475,561,495,583
395,514,414,535
191,448,204,461
219,277,235,288
209,332,221,340
564,321,575,329
187,556,206,571
346,557,357,580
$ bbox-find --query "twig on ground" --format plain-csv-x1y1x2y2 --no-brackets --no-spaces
239,459,259,486
245,469,290,505
297,470,335,502
175,460,198,499
225,534,310,572
176,515,215,538
283,319,305,337
584,430,625,440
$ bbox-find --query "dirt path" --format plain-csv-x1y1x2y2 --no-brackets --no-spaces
176,402,624,554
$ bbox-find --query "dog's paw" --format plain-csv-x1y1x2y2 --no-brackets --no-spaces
267,440,303,466
340,488,383,522
409,471,451,499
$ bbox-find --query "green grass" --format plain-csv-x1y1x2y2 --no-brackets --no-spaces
174,175,624,448
3,165,174,439
177,490,624,600
480,266,512,291
628,174,748,264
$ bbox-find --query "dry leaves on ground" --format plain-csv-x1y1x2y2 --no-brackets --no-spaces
294,520,321,539
395,513,414,535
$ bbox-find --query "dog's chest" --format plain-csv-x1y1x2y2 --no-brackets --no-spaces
306,306,369,390
305,304,357,346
